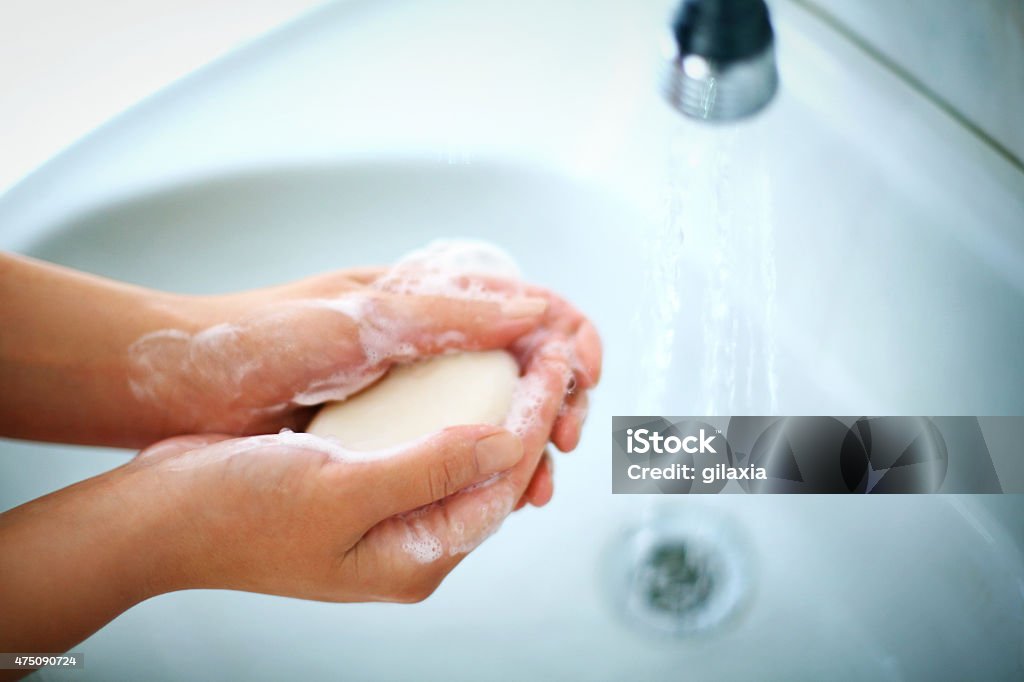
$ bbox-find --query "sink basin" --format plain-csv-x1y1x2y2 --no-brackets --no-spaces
1,0,1022,679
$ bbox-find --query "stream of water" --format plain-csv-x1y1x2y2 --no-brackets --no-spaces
638,121,779,416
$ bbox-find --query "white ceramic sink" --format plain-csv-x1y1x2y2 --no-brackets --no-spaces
1,0,1022,679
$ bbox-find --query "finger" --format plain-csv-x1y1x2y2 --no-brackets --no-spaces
423,278,599,391
552,391,589,453
345,267,388,284
424,276,592,342
360,425,523,519
498,338,575,513
524,452,554,507
348,382,558,600
508,340,574,461
572,320,602,389
376,273,528,298
424,474,520,557
514,451,552,510
344,472,522,602
373,292,548,355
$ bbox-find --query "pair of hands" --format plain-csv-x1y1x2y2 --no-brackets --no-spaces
1,254,600,657
122,266,600,603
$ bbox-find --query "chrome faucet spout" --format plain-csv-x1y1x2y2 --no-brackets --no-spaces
664,0,779,122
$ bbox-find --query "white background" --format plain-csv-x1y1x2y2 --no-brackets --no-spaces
0,0,323,194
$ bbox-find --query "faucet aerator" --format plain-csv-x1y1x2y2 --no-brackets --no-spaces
664,0,779,122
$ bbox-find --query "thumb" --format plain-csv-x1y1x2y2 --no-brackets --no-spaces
363,425,523,518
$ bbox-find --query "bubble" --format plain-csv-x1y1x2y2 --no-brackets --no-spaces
374,239,524,301
447,491,516,556
401,524,444,563
503,372,551,437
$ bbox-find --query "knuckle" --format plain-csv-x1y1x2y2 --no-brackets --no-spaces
430,454,473,500
443,455,473,495
427,464,446,502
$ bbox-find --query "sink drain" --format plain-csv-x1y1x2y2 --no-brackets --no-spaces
611,506,753,637
635,542,716,616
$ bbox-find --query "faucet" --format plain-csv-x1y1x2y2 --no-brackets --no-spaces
663,0,779,122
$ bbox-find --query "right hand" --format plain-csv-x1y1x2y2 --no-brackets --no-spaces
128,269,551,440
128,424,526,602
130,270,600,514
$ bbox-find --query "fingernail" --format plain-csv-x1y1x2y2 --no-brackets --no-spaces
475,431,523,473
500,297,548,319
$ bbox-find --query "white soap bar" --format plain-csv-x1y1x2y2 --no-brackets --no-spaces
307,351,520,451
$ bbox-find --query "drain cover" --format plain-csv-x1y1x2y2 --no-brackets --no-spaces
612,507,753,636
636,542,716,616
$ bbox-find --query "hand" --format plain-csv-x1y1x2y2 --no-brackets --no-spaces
137,281,600,595
127,268,550,438
0,249,600,506
127,425,529,602
474,281,601,511
0,423,527,658
130,268,601,513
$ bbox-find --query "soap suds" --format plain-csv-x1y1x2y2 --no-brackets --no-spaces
446,491,516,556
502,332,576,438
400,522,444,564
374,239,523,299
392,477,518,564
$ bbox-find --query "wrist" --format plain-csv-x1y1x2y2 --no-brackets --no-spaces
101,461,203,599
122,292,234,438
0,460,202,653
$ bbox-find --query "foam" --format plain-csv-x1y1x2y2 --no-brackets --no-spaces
446,490,516,556
400,524,444,564
393,477,518,564
504,372,548,438
374,239,523,299
502,332,576,437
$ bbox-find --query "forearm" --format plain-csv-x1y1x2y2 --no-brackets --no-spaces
0,252,199,447
0,465,184,676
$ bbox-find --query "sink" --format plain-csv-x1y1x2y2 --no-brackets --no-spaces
1,0,1022,679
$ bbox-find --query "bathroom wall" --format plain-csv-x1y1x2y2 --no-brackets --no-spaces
802,0,1024,164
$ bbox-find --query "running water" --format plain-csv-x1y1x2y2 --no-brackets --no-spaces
638,121,779,415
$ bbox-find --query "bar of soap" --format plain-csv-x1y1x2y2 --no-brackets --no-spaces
307,351,520,451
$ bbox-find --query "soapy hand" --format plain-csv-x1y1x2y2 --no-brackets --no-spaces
123,298,595,602
127,242,601,510
124,425,529,602
506,284,600,509
0,245,602,659
0,423,530,658
127,268,551,438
